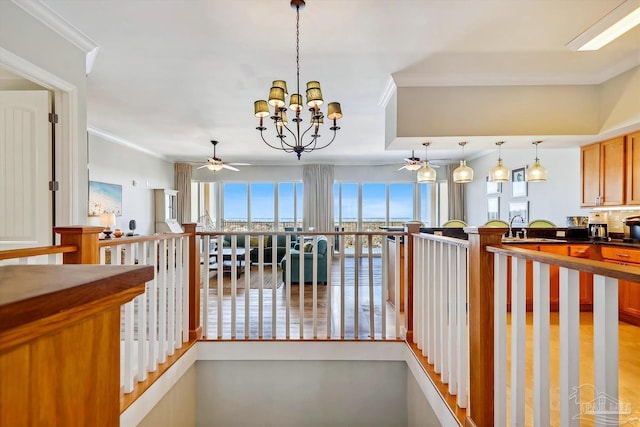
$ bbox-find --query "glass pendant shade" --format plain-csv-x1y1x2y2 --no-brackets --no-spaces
526,159,548,182
206,163,224,172
453,160,474,183
417,162,437,183
489,159,510,182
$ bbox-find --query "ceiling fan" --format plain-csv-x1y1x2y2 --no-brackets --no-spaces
398,151,423,171
196,140,250,172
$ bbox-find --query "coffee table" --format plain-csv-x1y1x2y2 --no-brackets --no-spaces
207,248,246,278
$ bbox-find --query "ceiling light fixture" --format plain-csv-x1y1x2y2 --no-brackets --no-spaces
417,142,437,183
404,151,423,171
453,141,473,184
488,141,510,182
525,141,548,182
566,0,640,51
253,0,342,160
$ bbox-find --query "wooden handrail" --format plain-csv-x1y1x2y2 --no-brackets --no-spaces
197,230,406,237
0,245,77,261
488,244,640,283
98,233,192,247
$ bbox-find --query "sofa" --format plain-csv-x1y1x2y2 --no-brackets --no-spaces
280,235,328,284
223,234,295,264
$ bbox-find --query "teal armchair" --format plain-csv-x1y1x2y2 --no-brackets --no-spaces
280,236,328,284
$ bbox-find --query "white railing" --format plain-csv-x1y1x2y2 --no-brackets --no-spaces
412,232,470,410
198,231,404,340
489,245,636,427
100,235,190,394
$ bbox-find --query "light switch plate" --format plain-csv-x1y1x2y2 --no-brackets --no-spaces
556,230,566,237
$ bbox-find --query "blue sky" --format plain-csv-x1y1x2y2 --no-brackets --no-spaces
223,182,417,221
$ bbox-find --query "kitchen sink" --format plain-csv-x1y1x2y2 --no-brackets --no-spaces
501,237,567,243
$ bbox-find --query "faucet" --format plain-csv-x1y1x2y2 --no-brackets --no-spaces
508,215,525,238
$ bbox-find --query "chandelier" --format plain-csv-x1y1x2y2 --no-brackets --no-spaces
253,0,342,160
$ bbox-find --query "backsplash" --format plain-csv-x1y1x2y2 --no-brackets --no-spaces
606,209,640,233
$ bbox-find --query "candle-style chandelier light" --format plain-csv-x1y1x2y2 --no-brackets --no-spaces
253,0,343,160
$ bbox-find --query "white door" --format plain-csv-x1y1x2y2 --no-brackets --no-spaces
0,90,52,249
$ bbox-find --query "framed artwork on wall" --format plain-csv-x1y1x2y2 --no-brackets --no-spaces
508,201,529,225
89,181,122,216
487,197,500,220
486,176,501,194
511,167,527,198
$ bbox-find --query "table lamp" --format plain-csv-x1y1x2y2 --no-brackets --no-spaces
100,213,116,239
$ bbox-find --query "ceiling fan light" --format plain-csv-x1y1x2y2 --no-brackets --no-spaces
268,86,286,108
272,80,288,97
405,162,422,172
254,100,269,118
489,159,510,182
453,160,474,183
417,163,437,183
327,102,342,120
526,159,548,182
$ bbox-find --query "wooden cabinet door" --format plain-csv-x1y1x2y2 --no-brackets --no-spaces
569,245,593,307
626,132,640,205
538,245,568,310
600,136,625,206
581,143,601,207
620,262,640,325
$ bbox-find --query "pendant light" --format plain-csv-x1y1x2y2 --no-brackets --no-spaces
488,141,510,182
417,142,437,183
453,141,473,183
525,140,548,182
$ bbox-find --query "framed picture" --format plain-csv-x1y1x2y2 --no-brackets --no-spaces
486,176,501,194
511,167,527,198
89,181,122,216
487,197,500,221
508,201,529,225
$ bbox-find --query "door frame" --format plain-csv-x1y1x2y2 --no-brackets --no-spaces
0,47,80,238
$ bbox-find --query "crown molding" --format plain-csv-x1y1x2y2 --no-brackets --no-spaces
11,0,100,74
88,127,169,161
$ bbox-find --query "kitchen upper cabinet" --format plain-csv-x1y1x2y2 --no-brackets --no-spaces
626,132,640,205
580,136,625,207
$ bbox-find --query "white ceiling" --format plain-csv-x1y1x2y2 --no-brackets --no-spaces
25,1,640,165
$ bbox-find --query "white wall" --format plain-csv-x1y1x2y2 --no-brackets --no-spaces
88,133,174,235
196,360,409,427
137,365,196,427
465,147,592,227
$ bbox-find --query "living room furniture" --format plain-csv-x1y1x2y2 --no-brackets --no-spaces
280,235,328,284
207,247,246,278
223,234,294,265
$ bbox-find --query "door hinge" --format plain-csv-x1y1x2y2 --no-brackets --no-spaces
48,113,59,124
49,181,59,191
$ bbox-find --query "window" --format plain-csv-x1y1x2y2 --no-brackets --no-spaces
279,182,303,230
362,183,386,230
250,183,274,231
223,183,248,231
389,183,413,227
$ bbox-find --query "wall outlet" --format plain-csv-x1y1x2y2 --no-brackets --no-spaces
556,230,566,237
434,231,443,236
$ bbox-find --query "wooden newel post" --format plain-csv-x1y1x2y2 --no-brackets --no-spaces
183,223,202,340
465,226,505,427
54,226,103,264
404,222,421,342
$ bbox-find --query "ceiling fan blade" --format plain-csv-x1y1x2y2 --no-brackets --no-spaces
223,164,240,171
398,165,407,171
228,162,251,166
196,164,208,169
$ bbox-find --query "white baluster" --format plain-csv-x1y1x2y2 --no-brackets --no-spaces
158,239,167,362
137,242,148,382
272,234,278,339
313,235,319,339
593,274,619,427
202,235,210,338
368,234,374,339
394,236,401,339
286,235,292,339
167,238,175,355
123,300,134,393
216,235,224,339
447,243,457,394
339,235,346,339
148,240,158,370
326,234,332,339
456,245,468,409
494,253,507,423
559,267,580,427
533,261,550,426
231,236,237,339
511,257,527,427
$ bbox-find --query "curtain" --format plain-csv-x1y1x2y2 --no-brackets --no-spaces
303,164,334,233
447,164,466,222
174,163,192,226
